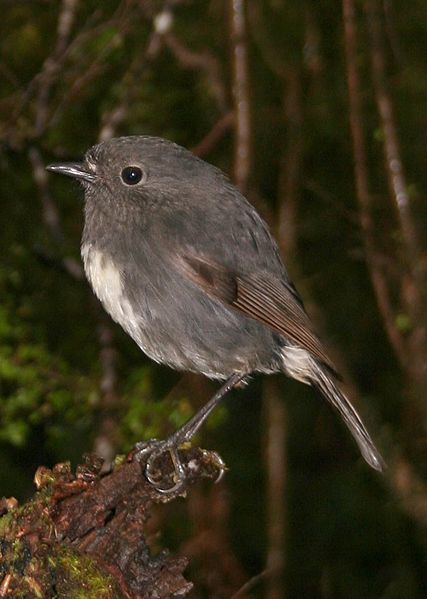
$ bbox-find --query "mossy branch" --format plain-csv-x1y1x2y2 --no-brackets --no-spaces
0,446,224,598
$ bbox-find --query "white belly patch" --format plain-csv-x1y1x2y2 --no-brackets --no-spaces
81,244,141,341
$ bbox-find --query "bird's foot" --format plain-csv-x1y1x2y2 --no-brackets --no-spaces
134,374,244,493
135,438,227,495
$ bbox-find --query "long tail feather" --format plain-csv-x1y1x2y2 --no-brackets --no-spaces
310,364,385,471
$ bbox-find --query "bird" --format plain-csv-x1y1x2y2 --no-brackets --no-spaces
47,135,384,491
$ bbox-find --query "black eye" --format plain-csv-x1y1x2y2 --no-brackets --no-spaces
121,166,143,185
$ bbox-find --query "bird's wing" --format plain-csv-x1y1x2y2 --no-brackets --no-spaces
176,253,336,373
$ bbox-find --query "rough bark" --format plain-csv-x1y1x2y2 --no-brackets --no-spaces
0,446,225,598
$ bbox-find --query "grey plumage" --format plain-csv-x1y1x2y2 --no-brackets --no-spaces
47,135,384,472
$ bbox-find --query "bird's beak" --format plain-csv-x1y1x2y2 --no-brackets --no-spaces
46,162,97,184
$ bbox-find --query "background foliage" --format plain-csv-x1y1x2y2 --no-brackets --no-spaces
1,1,427,597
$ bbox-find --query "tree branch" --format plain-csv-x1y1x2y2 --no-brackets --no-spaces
229,0,252,194
0,446,226,597
365,0,427,346
342,0,408,367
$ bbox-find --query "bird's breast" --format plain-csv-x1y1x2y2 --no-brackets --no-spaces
81,243,142,341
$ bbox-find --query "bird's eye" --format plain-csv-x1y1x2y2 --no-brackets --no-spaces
121,166,143,185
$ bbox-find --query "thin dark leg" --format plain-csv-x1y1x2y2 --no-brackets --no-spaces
162,372,246,445
136,372,247,493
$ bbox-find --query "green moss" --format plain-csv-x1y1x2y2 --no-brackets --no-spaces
112,453,126,468
0,511,15,535
55,548,118,599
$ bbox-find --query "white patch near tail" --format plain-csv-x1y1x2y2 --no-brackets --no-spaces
280,345,313,384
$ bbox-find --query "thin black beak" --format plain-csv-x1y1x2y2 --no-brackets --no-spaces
46,162,97,184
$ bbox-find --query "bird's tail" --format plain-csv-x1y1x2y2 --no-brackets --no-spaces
310,363,385,471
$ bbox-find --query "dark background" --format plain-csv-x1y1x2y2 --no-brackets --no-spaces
1,1,426,597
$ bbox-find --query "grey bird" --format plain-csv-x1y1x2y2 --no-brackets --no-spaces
47,135,384,491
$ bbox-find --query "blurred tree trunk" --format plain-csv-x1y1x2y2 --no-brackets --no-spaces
230,2,287,598
343,0,427,468
365,0,427,455
343,0,427,533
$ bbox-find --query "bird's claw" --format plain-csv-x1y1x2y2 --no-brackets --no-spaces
200,449,227,484
135,439,227,494
134,439,185,494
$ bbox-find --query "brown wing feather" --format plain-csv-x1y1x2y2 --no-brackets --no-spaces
179,254,336,372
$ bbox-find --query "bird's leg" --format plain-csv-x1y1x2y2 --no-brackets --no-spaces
136,372,247,494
